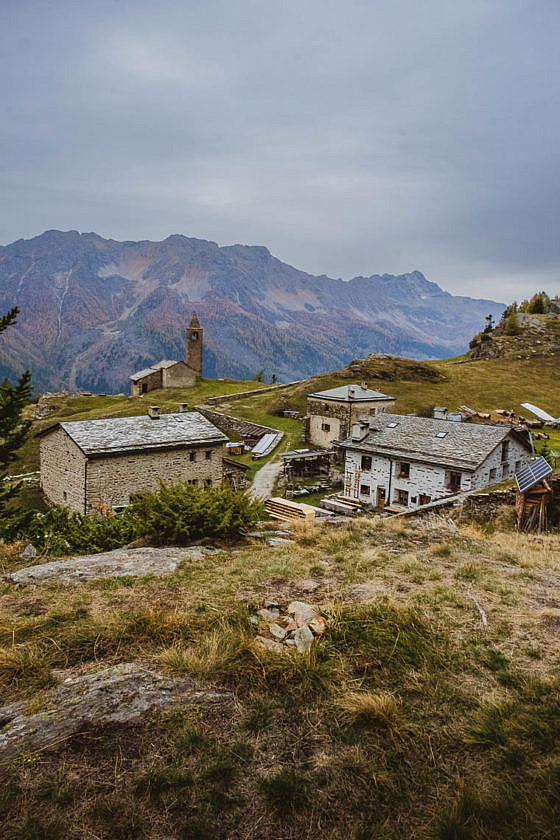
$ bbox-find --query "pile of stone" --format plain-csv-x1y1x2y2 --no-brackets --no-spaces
251,599,327,654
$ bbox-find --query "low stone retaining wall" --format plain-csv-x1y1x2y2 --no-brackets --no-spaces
196,407,283,458
205,380,301,405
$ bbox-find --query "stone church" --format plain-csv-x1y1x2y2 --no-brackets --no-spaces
130,313,203,396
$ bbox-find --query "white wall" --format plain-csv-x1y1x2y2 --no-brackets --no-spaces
343,433,530,509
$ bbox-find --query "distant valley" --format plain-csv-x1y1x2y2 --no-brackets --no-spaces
0,230,505,393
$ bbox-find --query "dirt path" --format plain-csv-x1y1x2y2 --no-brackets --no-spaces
249,460,282,500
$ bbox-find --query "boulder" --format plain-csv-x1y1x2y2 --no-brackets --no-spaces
0,662,232,761
4,546,212,585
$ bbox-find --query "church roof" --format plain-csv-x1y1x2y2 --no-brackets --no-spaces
189,312,201,329
130,360,183,381
48,411,228,457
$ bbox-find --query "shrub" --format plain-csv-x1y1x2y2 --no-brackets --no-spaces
129,483,263,545
504,312,521,335
2,484,263,555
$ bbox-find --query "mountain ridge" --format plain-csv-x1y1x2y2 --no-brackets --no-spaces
0,229,504,392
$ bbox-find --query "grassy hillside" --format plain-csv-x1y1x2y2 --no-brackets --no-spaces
1,517,559,838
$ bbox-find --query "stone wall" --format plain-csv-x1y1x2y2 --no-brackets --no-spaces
196,407,279,441
204,381,301,405
130,369,162,396
40,427,87,513
306,397,396,448
85,444,223,513
161,362,197,389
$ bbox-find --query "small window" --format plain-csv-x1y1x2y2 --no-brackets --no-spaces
360,484,371,496
410,496,417,505
515,460,522,472
489,467,497,481
501,440,510,462
387,422,398,428
204,479,212,487
205,450,211,460
448,471,461,490
396,489,409,506
435,431,447,438
321,422,331,432
63,490,67,502
191,331,199,341
361,455,372,471
369,407,377,416
419,494,431,505
398,462,410,478
187,478,198,485
141,383,148,394
189,452,196,462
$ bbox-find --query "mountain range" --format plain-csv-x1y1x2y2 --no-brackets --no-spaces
0,230,505,393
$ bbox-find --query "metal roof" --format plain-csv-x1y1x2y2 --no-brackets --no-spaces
56,411,228,457
308,384,394,403
339,413,530,471
515,456,553,493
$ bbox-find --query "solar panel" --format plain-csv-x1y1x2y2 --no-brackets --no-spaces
521,403,557,423
515,456,553,493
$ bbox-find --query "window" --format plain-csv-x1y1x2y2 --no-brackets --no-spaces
141,383,148,394
515,460,522,472
489,467,497,481
187,479,198,485
387,422,398,428
411,496,417,505
361,455,372,471
189,452,196,462
204,479,213,487
360,484,371,496
448,471,461,490
205,450,211,460
418,494,431,505
435,431,447,438
321,422,331,432
191,331,199,341
63,490,67,501
369,407,377,416
398,462,410,478
501,440,510,462
396,489,409,506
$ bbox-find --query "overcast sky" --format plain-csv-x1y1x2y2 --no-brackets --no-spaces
1,0,559,300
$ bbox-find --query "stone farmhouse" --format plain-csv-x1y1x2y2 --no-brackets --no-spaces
39,406,228,515
305,383,395,449
130,313,203,396
339,413,532,510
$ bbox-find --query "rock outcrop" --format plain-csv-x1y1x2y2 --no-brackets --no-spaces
0,662,233,761
4,545,214,585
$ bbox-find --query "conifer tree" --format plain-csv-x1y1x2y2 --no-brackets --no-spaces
0,308,32,515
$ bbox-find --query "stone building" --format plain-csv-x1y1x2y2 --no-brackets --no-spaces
130,313,204,396
39,406,228,514
338,413,532,510
305,383,395,448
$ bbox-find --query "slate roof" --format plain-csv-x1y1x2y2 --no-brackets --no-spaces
339,413,530,471
52,411,228,457
130,359,183,381
308,384,395,403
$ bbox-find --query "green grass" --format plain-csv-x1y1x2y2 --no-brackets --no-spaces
1,517,560,837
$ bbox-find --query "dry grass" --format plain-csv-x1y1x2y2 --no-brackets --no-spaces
336,690,400,730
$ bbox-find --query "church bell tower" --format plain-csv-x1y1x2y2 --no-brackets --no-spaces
186,312,203,377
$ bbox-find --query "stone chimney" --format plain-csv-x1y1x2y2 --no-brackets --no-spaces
361,381,368,391
148,405,160,419
351,420,369,441
178,403,189,413
348,385,357,400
